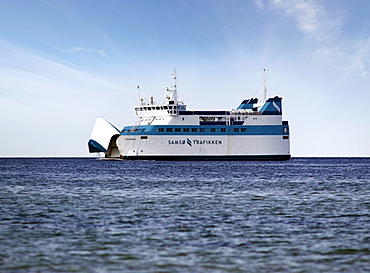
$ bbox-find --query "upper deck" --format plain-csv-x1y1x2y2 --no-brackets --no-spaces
132,70,284,128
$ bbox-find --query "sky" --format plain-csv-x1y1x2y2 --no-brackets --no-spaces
1,0,370,157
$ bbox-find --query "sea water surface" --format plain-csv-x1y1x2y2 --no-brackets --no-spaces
0,157,370,272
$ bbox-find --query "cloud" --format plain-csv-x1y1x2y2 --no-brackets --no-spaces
311,31,370,80
41,0,85,27
70,47,107,57
345,37,370,78
0,40,126,119
270,0,343,42
0,39,134,156
254,0,264,10
269,0,370,79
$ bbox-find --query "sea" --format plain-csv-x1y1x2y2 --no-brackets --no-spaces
0,157,369,273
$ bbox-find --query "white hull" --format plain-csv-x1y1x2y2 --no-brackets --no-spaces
110,135,290,158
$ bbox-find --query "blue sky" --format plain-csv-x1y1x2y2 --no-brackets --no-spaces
1,0,370,157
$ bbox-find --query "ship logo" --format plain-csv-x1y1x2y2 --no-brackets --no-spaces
187,138,192,146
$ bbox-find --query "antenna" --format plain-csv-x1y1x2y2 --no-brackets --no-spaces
263,68,269,101
169,69,178,103
173,68,177,92
137,85,141,106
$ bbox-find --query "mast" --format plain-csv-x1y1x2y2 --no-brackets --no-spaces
173,69,177,91
172,69,178,103
165,69,178,104
137,85,141,106
263,68,269,101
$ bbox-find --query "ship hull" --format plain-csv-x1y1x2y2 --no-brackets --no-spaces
104,133,290,161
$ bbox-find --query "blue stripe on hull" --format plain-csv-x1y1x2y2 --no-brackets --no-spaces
122,125,289,136
116,155,291,161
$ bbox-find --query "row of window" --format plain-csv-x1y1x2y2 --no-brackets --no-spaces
122,128,145,133
122,127,250,133
157,128,247,133
135,105,178,111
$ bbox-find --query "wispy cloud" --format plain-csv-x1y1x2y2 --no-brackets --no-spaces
344,37,370,78
269,0,370,79
0,40,123,119
254,0,264,10
41,0,85,28
0,39,136,156
70,47,107,57
270,0,343,42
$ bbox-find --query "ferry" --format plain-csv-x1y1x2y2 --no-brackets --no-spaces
88,70,290,160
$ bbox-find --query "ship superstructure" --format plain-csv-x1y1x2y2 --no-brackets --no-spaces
88,71,290,160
